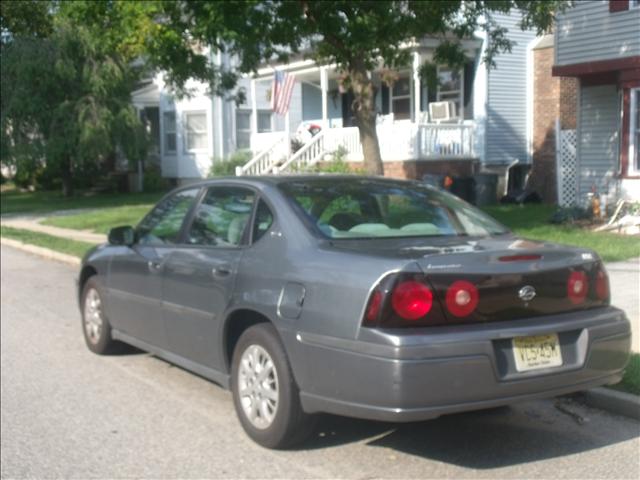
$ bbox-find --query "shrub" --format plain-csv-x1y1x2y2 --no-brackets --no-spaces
143,166,170,192
209,150,252,177
549,206,592,225
312,146,364,174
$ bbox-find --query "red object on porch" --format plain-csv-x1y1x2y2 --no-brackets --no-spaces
609,0,629,13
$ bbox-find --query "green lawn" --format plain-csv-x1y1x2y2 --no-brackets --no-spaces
1,186,163,215
608,353,640,396
1,225,94,258
483,204,640,262
41,204,153,234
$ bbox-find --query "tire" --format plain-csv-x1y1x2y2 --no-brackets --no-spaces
81,276,116,355
231,323,316,449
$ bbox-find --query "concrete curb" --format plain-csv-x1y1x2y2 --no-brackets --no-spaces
580,387,640,420
1,238,81,266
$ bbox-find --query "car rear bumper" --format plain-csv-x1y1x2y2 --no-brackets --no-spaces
292,306,631,422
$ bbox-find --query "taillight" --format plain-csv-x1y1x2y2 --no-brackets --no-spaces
391,280,433,320
567,270,588,304
445,280,479,317
596,268,609,301
365,290,383,322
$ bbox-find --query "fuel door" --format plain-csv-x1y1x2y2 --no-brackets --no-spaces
278,282,306,320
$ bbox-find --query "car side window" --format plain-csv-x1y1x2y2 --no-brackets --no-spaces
252,199,274,242
187,187,255,247
137,188,200,245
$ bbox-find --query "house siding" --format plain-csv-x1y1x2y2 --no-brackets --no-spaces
555,0,640,66
485,12,537,165
577,84,619,200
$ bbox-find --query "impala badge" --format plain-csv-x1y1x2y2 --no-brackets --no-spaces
519,286,536,302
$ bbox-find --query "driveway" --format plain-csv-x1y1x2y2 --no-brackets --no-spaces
1,245,639,479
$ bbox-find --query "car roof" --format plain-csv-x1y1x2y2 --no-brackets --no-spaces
181,175,418,189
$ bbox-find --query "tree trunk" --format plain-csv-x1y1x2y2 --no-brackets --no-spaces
61,160,73,197
350,67,384,175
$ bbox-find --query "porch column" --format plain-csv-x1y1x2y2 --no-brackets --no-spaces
413,51,421,123
250,79,258,146
320,66,329,129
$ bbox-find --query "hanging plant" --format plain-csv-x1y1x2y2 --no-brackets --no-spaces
338,72,351,94
380,68,400,88
266,87,272,102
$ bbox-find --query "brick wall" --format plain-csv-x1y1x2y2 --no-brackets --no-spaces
530,45,578,203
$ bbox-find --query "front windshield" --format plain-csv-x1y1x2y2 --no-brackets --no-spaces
279,178,509,239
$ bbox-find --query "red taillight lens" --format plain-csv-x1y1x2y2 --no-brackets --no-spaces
596,268,609,301
445,280,479,317
391,280,433,320
365,290,383,323
498,254,542,262
567,271,588,304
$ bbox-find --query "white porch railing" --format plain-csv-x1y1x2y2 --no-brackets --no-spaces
243,122,477,175
277,130,327,173
236,133,286,176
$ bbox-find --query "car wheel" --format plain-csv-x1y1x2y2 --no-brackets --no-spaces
231,323,316,449
81,277,115,355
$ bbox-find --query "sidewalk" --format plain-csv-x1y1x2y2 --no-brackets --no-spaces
1,216,105,244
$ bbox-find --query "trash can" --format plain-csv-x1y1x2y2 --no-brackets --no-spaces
474,173,499,206
450,177,476,203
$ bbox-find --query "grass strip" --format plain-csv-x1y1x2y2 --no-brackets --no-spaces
608,353,640,396
1,225,95,258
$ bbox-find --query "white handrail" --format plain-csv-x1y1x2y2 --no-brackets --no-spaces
277,130,326,173
236,133,286,176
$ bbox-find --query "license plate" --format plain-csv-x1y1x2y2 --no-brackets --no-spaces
512,333,563,372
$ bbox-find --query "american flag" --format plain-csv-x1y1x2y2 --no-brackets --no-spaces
271,71,296,115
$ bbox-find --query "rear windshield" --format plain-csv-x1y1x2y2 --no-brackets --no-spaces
279,178,509,239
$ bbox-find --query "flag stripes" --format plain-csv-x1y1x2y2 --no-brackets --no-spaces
271,71,296,115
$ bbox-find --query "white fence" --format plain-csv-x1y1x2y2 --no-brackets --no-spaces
555,120,578,207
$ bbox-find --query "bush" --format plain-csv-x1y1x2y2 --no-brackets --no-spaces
549,206,593,225
312,146,364,174
143,166,170,192
209,150,252,177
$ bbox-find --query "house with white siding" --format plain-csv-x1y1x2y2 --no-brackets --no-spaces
132,11,539,189
552,0,640,203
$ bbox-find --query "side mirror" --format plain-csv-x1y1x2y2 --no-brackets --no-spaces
108,226,135,246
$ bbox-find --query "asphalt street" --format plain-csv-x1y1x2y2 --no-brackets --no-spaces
1,245,639,479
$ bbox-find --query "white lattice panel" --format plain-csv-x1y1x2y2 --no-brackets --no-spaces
556,129,578,207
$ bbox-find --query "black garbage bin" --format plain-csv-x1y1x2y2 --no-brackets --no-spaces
449,176,475,204
474,173,499,206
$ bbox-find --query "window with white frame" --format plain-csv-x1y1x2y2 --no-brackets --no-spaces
163,111,176,153
391,76,411,120
630,88,639,174
631,0,640,8
437,68,463,118
236,110,272,149
184,111,208,151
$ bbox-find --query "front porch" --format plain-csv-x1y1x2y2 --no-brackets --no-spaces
237,44,481,176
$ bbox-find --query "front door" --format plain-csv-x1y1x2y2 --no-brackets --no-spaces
107,187,200,349
162,186,256,370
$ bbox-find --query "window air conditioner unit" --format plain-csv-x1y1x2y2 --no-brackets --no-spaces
429,101,457,122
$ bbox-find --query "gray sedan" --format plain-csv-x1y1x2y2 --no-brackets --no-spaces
78,176,631,448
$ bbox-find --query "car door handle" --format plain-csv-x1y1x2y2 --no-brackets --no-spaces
212,265,231,278
148,260,163,273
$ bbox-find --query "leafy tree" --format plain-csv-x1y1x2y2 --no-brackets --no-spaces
1,8,147,195
133,0,568,174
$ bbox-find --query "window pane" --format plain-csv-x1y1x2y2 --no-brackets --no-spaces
186,112,207,132
164,112,176,152
187,187,255,246
253,199,274,242
392,98,411,120
237,130,250,149
187,132,208,150
137,188,200,245
392,77,410,97
164,111,176,131
258,112,272,133
438,69,461,92
236,110,250,130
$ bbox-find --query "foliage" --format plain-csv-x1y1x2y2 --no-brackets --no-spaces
0,225,95,258
209,150,252,177
609,353,640,396
312,147,364,174
549,206,593,225
143,166,170,192
1,3,149,196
